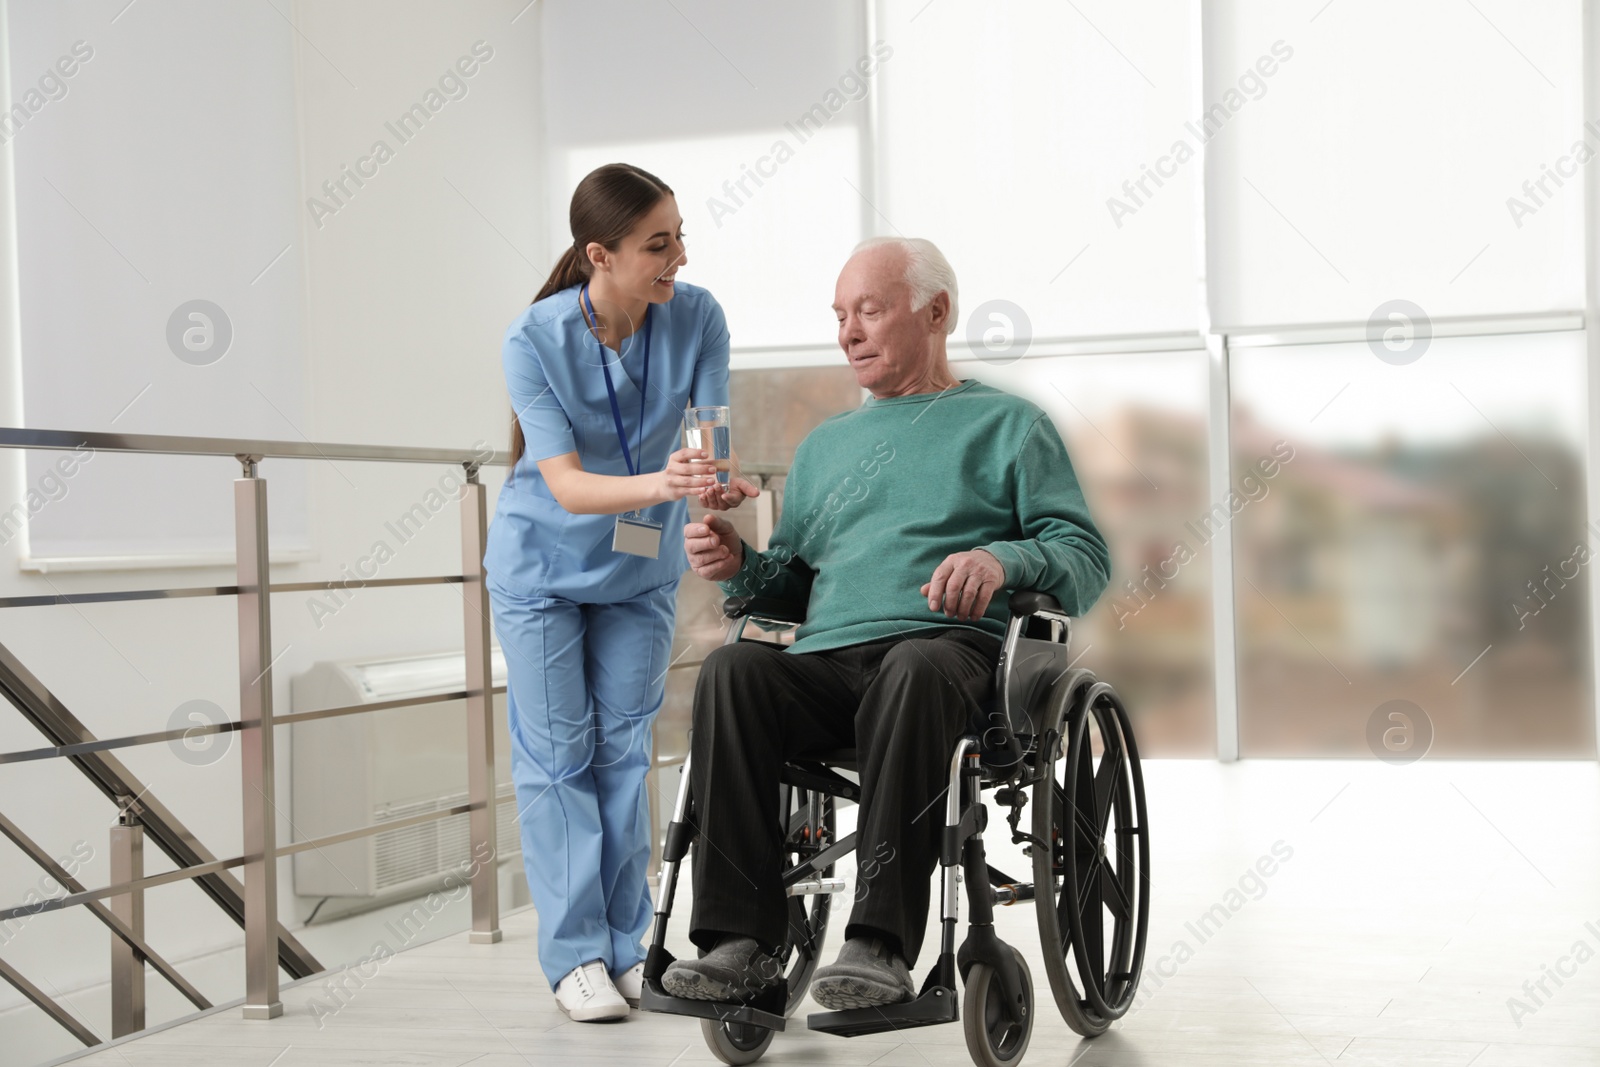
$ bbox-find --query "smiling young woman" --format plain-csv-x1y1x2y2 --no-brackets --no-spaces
483,163,759,1021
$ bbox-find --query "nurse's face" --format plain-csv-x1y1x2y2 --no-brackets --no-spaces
593,195,687,308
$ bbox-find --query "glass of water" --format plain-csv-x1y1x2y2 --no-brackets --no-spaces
684,405,732,486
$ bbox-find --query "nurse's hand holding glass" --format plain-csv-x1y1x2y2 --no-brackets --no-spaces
662,445,756,511
683,404,759,512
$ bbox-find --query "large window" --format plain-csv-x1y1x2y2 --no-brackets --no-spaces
964,352,1216,755
1231,331,1591,757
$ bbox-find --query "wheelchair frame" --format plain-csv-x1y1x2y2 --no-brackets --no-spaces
639,589,1151,1067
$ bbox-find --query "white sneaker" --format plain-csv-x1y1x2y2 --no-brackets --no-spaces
613,962,645,1007
554,960,629,1022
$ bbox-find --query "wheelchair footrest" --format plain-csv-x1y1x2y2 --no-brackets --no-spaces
637,980,788,1032
805,985,958,1037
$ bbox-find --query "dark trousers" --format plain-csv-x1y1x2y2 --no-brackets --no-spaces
686,627,1001,965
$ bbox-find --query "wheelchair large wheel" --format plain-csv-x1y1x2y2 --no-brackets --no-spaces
1031,678,1150,1036
699,785,834,1064
962,945,1034,1067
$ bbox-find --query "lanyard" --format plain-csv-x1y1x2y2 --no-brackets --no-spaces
582,284,652,478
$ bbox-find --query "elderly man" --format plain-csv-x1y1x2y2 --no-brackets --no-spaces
661,236,1110,1010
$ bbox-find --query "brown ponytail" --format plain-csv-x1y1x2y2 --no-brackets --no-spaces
508,163,674,467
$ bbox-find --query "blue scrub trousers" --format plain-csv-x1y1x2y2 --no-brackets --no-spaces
489,578,677,989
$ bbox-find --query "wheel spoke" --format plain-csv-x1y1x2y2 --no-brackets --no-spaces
1099,860,1133,922
785,898,818,956
1056,843,1094,954
1091,729,1123,835
1076,853,1106,989
1056,864,1075,952
1061,741,1104,846
1063,790,1102,850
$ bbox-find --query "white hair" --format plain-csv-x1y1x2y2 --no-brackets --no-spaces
851,236,959,335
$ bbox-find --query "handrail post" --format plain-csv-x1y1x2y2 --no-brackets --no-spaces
460,464,501,943
109,798,145,1037
235,456,282,1018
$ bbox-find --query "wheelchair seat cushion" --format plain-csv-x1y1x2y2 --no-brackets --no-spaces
806,747,860,770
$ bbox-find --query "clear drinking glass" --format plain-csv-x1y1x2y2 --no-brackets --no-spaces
684,405,732,486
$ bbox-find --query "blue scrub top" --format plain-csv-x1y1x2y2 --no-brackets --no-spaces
484,281,731,604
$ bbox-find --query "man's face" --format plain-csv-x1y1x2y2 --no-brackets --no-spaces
832,245,947,397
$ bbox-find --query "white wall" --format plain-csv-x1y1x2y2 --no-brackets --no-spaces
0,0,538,1056
7,0,313,564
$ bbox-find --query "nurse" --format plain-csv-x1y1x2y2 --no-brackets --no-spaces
484,163,757,1021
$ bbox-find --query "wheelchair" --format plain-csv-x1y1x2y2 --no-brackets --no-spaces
639,589,1151,1067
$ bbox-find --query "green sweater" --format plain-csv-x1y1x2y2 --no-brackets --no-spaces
721,379,1111,654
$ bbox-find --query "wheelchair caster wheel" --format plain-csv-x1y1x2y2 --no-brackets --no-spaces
962,946,1033,1067
701,1017,775,1065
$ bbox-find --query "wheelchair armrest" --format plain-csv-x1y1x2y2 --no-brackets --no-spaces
723,596,807,624
1007,589,1071,620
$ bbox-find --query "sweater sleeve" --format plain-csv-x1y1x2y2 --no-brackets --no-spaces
718,535,816,606
979,414,1111,617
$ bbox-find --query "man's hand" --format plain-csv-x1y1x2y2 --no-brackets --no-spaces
686,514,744,582
695,475,760,511
921,549,1006,621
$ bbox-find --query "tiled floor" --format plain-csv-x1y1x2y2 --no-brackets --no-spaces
56,757,1600,1066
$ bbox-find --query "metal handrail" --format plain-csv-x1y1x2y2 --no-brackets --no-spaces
0,856,251,921
276,802,478,858
0,425,507,1046
0,426,509,466
276,684,508,727
0,721,245,766
0,427,796,475
0,574,467,611
0,684,509,765
0,795,493,923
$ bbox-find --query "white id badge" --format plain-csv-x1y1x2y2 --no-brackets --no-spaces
613,513,663,558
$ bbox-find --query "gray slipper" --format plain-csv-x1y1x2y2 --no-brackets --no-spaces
809,936,915,1010
661,936,785,1002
